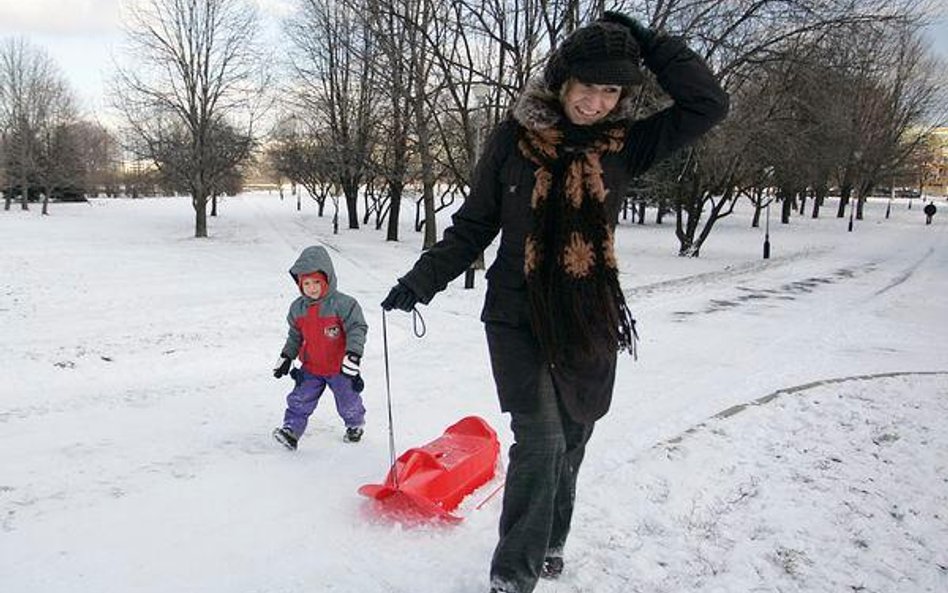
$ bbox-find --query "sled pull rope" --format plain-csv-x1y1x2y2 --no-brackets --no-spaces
381,307,426,489
410,306,426,338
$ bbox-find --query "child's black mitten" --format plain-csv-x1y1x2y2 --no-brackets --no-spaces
273,356,292,378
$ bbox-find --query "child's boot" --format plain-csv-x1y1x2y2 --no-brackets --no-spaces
344,426,364,443
273,426,298,450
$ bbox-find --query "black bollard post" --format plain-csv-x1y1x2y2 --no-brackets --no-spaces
763,203,771,259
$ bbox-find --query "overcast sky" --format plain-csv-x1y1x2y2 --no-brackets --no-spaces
0,0,292,121
0,0,946,124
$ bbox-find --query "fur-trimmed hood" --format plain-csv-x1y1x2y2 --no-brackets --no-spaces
511,78,640,131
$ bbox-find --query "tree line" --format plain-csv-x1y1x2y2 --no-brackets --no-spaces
0,38,120,213
2,0,946,254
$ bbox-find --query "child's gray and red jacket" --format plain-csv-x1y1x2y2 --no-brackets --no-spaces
280,245,367,376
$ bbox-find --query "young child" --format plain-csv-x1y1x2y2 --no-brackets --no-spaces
272,245,368,450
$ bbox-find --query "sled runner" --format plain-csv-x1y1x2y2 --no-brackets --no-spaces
358,416,500,523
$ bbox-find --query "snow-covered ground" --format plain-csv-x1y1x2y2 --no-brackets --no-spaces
1,192,946,593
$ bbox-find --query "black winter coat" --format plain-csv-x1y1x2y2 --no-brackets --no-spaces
399,36,729,423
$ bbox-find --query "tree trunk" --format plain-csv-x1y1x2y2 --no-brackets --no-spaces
386,184,402,241
684,188,737,257
193,184,208,238
836,184,851,218
675,199,702,257
422,183,437,248
20,171,29,210
812,185,826,218
342,180,359,229
656,199,667,224
413,73,438,249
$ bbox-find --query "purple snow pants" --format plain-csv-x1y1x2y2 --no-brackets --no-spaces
282,369,366,437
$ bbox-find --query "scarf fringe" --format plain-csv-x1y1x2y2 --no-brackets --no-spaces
527,268,638,365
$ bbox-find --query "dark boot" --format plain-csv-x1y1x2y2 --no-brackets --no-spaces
540,556,564,579
273,426,298,450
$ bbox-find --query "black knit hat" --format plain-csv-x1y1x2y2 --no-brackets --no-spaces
543,21,643,92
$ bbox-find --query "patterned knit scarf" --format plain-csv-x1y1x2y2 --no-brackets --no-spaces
519,121,637,365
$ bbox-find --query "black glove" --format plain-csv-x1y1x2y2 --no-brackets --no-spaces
600,11,656,53
381,281,419,312
342,352,364,393
273,356,292,378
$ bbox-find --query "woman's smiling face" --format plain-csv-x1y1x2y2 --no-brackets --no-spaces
561,79,623,125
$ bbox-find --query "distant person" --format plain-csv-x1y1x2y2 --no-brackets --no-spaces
381,11,728,593
924,201,936,225
272,245,368,449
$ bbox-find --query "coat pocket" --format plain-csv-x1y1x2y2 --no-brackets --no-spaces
480,283,531,326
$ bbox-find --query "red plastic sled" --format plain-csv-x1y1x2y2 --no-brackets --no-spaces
358,416,500,523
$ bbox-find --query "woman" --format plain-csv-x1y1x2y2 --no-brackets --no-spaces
382,12,729,593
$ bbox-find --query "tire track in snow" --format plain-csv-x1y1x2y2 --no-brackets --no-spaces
667,263,878,320
665,370,948,446
626,247,827,302
873,247,933,296
583,371,948,506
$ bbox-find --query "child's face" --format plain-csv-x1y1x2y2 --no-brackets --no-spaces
301,275,327,299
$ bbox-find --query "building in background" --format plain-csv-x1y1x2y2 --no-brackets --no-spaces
923,127,948,198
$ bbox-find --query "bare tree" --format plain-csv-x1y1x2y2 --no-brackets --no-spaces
372,0,578,255
34,77,80,214
145,118,254,210
622,0,942,255
832,21,944,222
267,118,338,218
0,38,73,211
113,0,268,237
286,0,378,231
73,121,122,197
359,0,419,242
